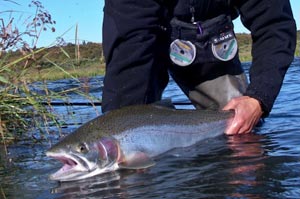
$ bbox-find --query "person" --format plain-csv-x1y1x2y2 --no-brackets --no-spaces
101,0,296,135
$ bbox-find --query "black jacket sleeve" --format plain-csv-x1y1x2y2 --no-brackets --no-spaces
235,0,296,116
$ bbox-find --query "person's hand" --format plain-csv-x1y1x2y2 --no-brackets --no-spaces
223,96,263,135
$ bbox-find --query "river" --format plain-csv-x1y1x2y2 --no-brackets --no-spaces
0,58,300,199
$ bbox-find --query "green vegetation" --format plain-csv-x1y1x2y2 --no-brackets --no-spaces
295,31,300,57
236,33,252,62
2,31,299,82
0,0,101,143
1,42,105,82
236,31,300,61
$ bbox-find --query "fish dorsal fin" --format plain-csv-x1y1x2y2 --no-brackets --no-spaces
119,151,155,169
152,99,175,109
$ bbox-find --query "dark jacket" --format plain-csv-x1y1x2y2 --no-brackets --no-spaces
235,0,296,116
102,0,296,115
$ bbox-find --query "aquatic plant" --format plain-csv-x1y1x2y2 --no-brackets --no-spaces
0,0,56,141
0,0,104,146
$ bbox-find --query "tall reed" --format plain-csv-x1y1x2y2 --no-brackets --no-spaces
0,1,64,143
0,0,105,146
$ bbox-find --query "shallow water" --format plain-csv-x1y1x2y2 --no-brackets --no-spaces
1,58,300,199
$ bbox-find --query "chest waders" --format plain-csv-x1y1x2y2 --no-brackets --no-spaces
168,0,248,110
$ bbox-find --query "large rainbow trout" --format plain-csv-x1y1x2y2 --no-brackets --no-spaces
46,102,233,181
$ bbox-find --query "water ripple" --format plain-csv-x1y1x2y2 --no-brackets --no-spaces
1,59,300,199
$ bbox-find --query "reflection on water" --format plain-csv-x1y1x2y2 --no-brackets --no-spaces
51,172,123,199
225,134,268,198
0,58,300,199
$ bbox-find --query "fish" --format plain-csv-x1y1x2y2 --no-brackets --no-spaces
46,101,234,181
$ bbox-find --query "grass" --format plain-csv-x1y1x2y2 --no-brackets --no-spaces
0,46,102,144
23,60,105,82
0,0,105,144
9,31,300,83
0,185,7,199
295,32,300,57
236,31,300,61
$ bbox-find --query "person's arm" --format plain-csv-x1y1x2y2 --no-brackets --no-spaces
238,0,296,115
224,0,296,134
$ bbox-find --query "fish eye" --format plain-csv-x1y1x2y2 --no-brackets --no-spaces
77,143,89,154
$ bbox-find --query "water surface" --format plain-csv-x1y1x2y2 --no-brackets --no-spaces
0,59,300,199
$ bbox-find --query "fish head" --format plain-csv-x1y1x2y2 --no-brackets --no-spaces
46,137,121,181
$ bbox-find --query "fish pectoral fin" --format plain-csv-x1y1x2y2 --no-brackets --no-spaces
119,151,155,169
152,99,175,109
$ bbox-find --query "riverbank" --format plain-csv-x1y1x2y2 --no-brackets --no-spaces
2,31,299,83
21,35,300,82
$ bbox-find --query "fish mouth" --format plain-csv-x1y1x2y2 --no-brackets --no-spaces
46,151,118,182
46,151,94,181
